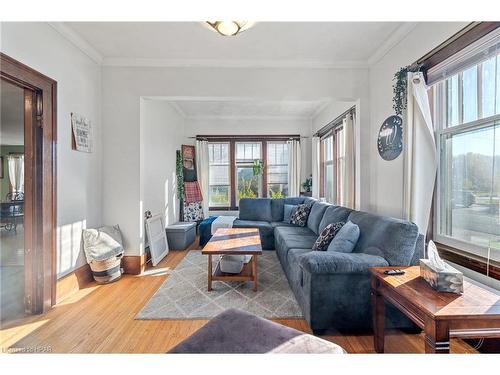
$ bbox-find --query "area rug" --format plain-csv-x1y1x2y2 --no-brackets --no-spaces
136,250,303,320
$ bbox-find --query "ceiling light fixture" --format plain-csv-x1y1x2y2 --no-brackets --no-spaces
206,21,254,36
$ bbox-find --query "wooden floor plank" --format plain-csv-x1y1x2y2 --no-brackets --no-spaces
0,242,476,354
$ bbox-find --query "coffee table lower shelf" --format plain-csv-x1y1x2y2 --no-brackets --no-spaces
208,255,258,292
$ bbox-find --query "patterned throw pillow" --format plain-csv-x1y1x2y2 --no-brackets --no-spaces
290,203,313,227
312,222,345,251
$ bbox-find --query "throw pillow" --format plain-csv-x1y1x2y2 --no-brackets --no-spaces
290,203,313,227
327,221,360,253
284,204,297,223
312,221,345,251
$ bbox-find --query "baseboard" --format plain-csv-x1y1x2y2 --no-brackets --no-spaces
122,255,148,275
56,263,93,303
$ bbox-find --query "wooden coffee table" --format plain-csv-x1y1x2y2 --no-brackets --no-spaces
201,228,262,292
370,266,500,353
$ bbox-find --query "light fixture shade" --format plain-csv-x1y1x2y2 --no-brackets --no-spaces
206,21,255,36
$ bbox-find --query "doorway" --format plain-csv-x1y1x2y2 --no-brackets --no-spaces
0,53,57,326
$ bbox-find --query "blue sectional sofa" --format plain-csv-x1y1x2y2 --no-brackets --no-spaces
234,197,424,333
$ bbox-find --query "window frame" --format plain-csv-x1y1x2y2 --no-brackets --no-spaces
202,135,298,211
266,141,289,199
432,57,500,261
207,142,231,208
319,126,344,204
235,141,263,205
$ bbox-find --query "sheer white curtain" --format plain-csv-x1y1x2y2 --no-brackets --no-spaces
311,136,320,199
403,72,437,234
341,114,355,208
8,155,24,194
287,139,301,197
195,140,209,217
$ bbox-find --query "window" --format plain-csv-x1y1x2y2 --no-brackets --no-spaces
236,142,262,203
432,54,500,261
205,136,295,209
208,143,230,207
320,126,346,204
267,142,288,198
321,133,335,203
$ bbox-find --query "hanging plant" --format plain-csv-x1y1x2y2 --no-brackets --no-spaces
392,65,421,116
176,150,185,199
252,159,264,176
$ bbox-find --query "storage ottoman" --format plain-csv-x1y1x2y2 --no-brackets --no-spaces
165,222,196,250
168,308,346,354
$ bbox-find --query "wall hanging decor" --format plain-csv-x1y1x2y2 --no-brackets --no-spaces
71,112,93,153
377,115,403,161
182,144,197,182
392,64,421,116
181,144,204,222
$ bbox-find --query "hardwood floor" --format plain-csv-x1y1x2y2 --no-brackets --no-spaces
0,242,476,354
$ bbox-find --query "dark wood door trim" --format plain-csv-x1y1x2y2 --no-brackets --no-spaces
1,52,57,313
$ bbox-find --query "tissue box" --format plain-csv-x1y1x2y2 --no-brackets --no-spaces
419,259,464,294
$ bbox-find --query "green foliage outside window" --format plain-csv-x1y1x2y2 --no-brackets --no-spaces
269,189,285,199
238,179,258,200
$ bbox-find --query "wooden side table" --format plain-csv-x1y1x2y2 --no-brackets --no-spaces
370,266,500,353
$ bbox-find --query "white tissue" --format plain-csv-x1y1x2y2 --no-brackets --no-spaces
427,240,447,271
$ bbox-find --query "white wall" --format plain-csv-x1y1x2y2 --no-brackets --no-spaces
0,22,103,277
140,100,184,238
368,22,469,218
102,66,370,256
312,101,356,133
312,100,366,209
185,117,312,182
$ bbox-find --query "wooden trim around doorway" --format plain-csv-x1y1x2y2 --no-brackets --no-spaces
1,52,57,313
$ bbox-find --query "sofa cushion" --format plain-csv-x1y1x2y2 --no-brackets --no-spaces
284,197,307,205
299,251,389,274
275,225,316,237
327,221,360,253
307,202,330,234
270,199,285,222
271,221,295,228
239,198,272,222
283,204,297,223
312,222,344,251
233,220,273,238
318,206,353,233
290,203,313,227
275,226,317,259
348,210,419,265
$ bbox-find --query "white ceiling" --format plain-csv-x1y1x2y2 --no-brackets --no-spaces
63,22,412,67
1,80,24,145
170,99,330,119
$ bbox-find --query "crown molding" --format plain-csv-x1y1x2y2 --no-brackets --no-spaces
186,115,312,121
102,57,369,69
48,22,103,65
367,22,419,66
168,102,187,118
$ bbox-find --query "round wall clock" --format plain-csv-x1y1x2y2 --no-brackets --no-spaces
377,115,403,161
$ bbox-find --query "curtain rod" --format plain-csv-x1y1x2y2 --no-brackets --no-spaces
414,22,499,74
189,135,306,140
313,106,355,138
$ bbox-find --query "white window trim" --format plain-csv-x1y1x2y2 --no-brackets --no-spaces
434,111,500,259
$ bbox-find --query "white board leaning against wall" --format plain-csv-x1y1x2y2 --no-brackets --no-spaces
145,214,169,266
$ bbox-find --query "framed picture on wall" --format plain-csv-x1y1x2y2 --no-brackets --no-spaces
71,112,93,153
182,144,197,182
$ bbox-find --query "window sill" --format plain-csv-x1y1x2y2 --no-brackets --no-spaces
435,242,500,282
